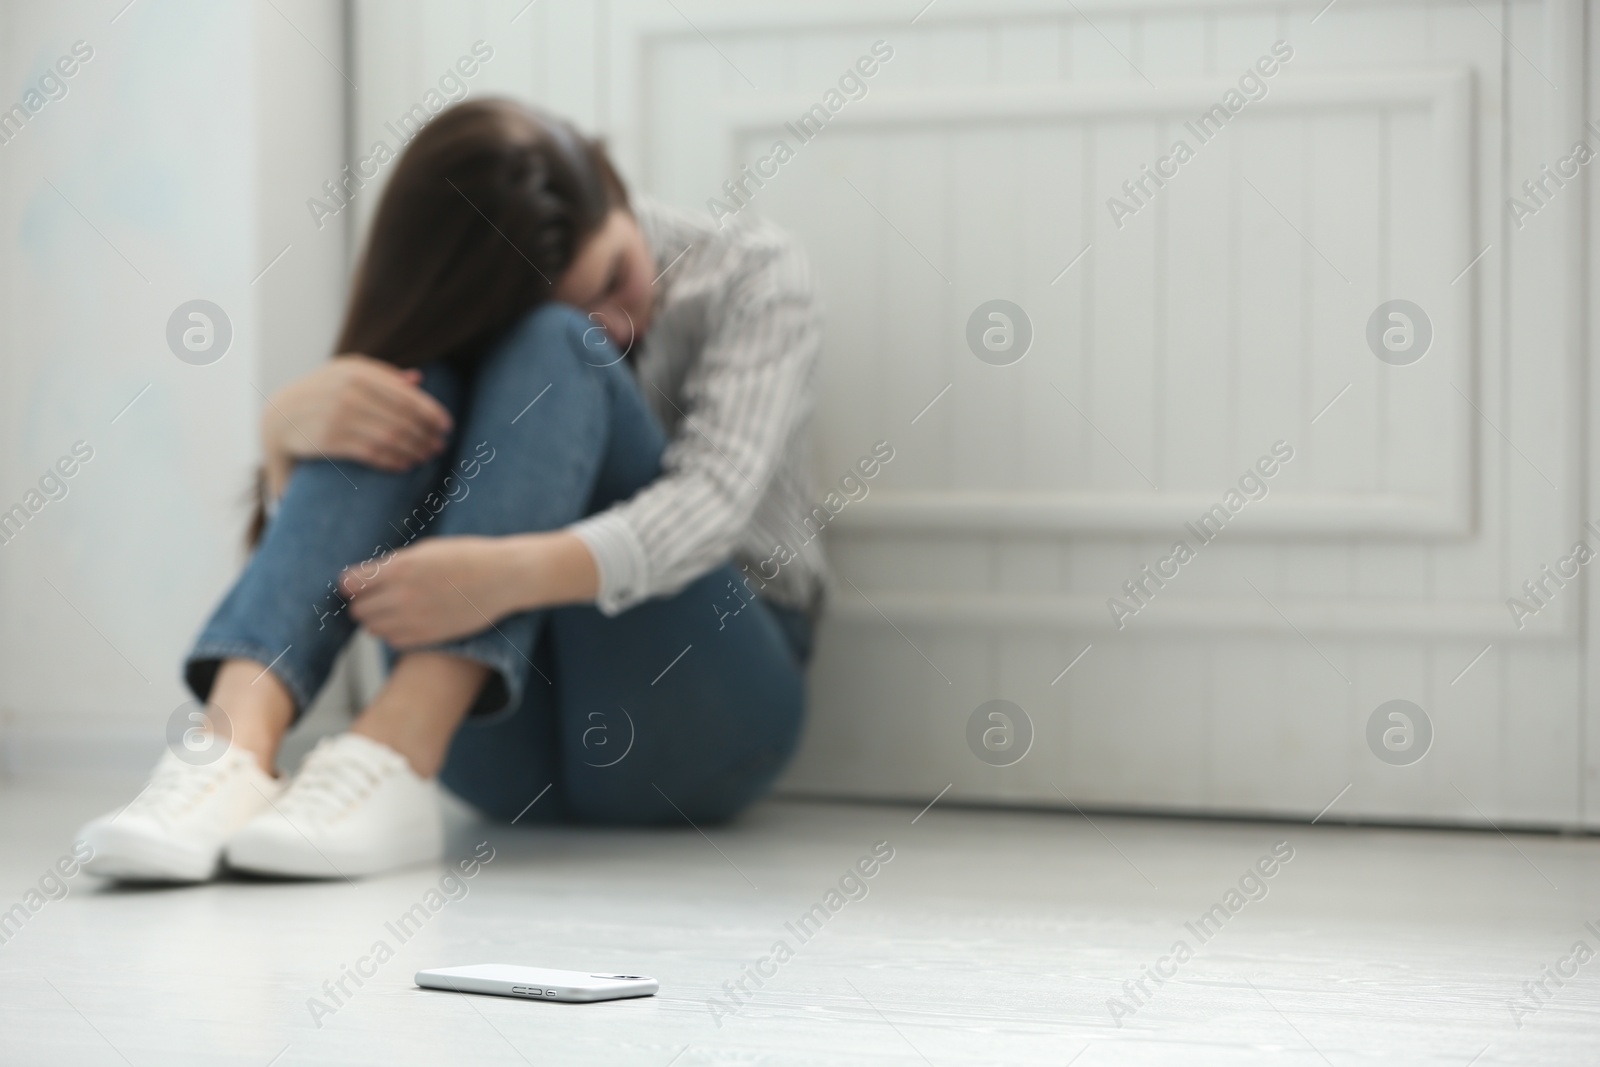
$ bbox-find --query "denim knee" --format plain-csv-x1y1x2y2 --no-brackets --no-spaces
491,303,612,374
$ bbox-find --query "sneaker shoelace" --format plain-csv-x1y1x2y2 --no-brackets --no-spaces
278,742,392,823
120,755,237,825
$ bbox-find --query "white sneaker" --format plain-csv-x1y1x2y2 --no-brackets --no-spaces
76,748,282,883
225,733,443,879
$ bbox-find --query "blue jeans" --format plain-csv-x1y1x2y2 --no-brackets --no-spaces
186,305,810,825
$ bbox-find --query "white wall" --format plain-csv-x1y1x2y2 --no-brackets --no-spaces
0,0,348,774
6,0,1593,830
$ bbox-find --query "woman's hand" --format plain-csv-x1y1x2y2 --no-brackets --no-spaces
338,532,601,648
339,536,515,648
262,355,453,496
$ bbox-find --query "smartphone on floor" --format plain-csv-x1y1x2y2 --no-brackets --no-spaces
415,964,658,1003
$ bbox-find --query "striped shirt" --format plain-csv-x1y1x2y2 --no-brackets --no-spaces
569,196,826,618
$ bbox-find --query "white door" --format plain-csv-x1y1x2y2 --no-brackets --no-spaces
353,0,1597,828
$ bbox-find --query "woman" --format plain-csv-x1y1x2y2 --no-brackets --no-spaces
76,99,823,881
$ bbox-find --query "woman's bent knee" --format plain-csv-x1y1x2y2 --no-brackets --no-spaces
492,303,613,373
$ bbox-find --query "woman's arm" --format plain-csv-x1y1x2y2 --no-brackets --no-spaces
336,531,597,648
261,355,455,498
497,530,600,609
568,231,821,615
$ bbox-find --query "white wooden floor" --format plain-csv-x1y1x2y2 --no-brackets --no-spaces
1,776,1597,1066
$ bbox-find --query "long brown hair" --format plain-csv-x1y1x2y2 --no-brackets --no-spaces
338,98,629,369
250,99,629,542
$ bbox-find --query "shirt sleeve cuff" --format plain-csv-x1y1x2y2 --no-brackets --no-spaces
569,509,651,616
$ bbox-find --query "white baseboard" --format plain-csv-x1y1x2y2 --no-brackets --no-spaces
0,647,368,781
0,716,164,780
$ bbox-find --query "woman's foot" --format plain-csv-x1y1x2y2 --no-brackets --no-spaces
76,748,283,883
225,733,443,879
